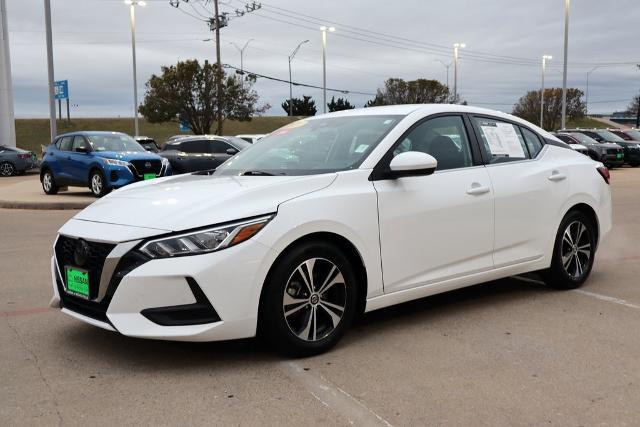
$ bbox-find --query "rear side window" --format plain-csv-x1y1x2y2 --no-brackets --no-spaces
179,140,209,153
208,140,232,154
57,136,73,151
472,117,529,164
519,127,544,158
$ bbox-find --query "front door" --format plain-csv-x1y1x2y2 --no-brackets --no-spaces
373,115,495,293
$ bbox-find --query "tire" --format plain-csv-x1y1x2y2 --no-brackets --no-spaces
542,210,597,290
630,162,640,168
89,170,111,198
0,161,15,177
260,241,359,356
41,169,59,195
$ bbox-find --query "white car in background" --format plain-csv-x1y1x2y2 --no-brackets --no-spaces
50,105,612,355
236,134,266,144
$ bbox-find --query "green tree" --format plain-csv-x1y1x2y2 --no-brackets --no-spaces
365,78,450,106
512,88,585,131
327,96,355,112
281,96,317,116
138,59,268,135
626,94,639,116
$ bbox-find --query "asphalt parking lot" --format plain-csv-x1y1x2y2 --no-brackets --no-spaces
1,168,639,426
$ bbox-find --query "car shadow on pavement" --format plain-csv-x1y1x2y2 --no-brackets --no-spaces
59,276,553,365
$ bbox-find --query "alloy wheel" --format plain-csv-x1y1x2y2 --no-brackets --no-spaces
561,220,592,278
91,173,103,195
43,173,52,192
0,162,14,176
282,258,347,342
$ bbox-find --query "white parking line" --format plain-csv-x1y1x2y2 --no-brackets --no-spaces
279,361,393,426
512,275,640,310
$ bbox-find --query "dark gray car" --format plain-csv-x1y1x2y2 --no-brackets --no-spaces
0,145,37,177
159,135,250,174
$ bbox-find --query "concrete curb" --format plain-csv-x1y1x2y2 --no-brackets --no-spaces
0,199,90,210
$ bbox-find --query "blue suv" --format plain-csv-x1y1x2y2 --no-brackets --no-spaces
40,131,172,197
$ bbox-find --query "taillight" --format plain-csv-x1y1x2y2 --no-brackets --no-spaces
17,153,30,159
597,166,610,185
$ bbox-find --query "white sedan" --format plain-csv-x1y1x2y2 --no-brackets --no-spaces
50,105,612,355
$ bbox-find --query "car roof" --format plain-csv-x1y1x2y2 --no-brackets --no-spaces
164,135,231,145
56,131,128,138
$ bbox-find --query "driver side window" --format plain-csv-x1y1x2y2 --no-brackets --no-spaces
393,115,474,171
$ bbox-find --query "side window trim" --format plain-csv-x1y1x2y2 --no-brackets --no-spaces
369,113,482,181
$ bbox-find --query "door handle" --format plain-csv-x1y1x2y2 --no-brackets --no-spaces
466,183,491,196
548,171,567,182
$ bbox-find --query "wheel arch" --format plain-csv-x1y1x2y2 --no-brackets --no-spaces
258,231,369,324
565,202,599,248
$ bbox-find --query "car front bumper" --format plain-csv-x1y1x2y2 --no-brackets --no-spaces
50,222,279,342
105,162,172,189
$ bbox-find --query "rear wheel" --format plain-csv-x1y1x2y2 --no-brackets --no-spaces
89,170,111,198
542,210,596,289
0,161,15,177
260,241,358,356
41,169,59,195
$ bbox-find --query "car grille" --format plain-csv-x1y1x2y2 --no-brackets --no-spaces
54,236,149,323
129,159,162,177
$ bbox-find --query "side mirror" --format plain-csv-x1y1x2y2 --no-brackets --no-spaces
75,146,90,154
226,148,239,155
387,151,437,178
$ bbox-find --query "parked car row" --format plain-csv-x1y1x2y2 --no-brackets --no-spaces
554,128,640,168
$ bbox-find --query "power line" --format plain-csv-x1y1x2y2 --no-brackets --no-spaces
223,63,376,96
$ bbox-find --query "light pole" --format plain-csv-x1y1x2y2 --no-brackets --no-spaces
436,60,452,98
1,0,16,147
288,39,309,117
320,26,335,114
453,43,465,104
230,38,253,88
44,0,56,142
125,0,145,137
585,66,601,116
561,0,571,129
540,55,552,128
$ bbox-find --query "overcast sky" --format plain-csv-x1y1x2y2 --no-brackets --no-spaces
5,0,640,119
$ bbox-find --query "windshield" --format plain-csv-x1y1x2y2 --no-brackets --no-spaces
88,134,146,152
214,115,403,176
569,132,599,145
223,136,252,150
595,130,625,142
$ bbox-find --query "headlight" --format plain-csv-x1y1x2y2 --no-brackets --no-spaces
103,158,130,167
139,215,274,258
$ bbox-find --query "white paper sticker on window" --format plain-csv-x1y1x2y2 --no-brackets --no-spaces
480,122,525,158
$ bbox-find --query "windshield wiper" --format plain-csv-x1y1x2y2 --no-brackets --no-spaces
241,170,277,176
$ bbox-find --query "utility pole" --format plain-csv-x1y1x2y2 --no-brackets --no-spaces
288,40,309,117
540,55,552,128
585,66,601,116
436,60,452,97
44,0,57,142
453,43,465,104
636,65,639,128
0,0,16,148
126,0,145,137
213,0,223,135
561,0,571,129
320,26,335,114
230,38,253,89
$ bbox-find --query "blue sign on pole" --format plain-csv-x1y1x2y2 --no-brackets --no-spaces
179,120,190,132
54,80,68,100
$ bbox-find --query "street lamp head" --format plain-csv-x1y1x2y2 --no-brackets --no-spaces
543,55,553,60
454,43,466,48
124,0,145,5
320,26,336,32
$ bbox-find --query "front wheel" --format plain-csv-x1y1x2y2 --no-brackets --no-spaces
89,170,111,198
260,241,358,356
41,170,59,195
542,210,596,289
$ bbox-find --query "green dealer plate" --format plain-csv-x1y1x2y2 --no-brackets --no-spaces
65,267,90,299
617,153,623,159
143,173,156,180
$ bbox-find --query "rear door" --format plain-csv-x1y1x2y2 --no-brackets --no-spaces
470,115,569,267
178,140,212,172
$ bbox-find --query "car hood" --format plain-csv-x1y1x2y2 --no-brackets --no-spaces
74,173,337,232
93,151,163,161
595,142,623,149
